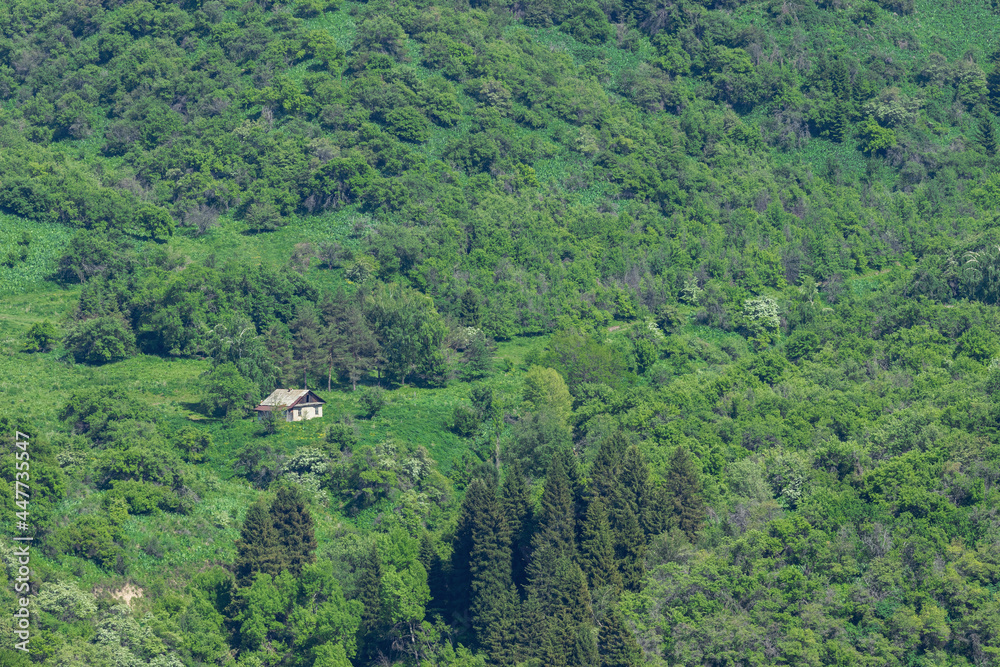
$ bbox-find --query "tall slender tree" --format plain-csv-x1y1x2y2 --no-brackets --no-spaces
599,606,644,667
501,464,533,590
270,486,317,576
579,498,622,593
356,542,385,662
665,446,705,540
233,499,283,588
533,452,576,558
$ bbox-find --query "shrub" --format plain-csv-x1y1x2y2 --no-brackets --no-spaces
22,320,57,352
450,404,478,437
358,386,387,419
64,316,137,364
326,421,358,451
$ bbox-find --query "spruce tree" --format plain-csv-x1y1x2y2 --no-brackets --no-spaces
269,486,317,576
579,498,622,593
560,448,589,546
356,542,384,662
599,606,643,667
501,464,533,590
611,503,646,592
419,530,447,614
450,477,496,613
830,99,849,143
534,452,576,558
830,58,851,99
533,557,598,667
590,433,625,503
665,446,705,540
641,481,671,538
617,446,648,524
982,118,999,156
233,499,283,587
469,479,517,663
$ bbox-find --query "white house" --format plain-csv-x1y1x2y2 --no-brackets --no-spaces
254,389,325,422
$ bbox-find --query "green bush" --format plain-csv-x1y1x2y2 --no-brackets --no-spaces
450,404,479,437
326,421,359,451
22,320,57,353
64,316,137,364
358,386,387,419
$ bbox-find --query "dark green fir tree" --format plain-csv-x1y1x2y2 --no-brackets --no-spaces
590,433,625,503
982,118,999,156
356,542,385,662
501,463,534,590
610,503,646,592
533,452,576,558
665,446,705,540
269,486,317,576
598,606,644,667
233,499,283,588
579,497,622,593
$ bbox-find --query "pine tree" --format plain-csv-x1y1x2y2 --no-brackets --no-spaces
579,498,622,593
830,99,850,143
450,477,494,613
560,449,589,547
356,542,384,662
641,482,671,538
590,433,625,503
289,305,325,389
233,499,283,587
617,446,648,522
830,58,851,99
469,479,517,663
534,452,576,558
533,557,598,667
665,446,705,540
501,464,533,590
419,530,448,615
269,486,317,576
611,503,646,592
982,118,999,156
599,606,644,667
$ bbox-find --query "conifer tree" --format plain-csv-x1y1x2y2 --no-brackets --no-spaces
233,499,283,588
560,448,589,546
450,477,497,613
534,452,576,558
665,446,705,540
532,557,598,667
982,118,999,156
611,504,646,592
830,99,850,143
599,606,643,667
501,464,533,590
617,445,648,520
356,542,384,662
270,486,317,576
590,433,625,503
469,480,516,660
419,530,447,614
641,482,671,538
579,498,622,593
830,59,851,99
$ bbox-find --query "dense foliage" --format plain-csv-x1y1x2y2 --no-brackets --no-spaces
2,0,1000,664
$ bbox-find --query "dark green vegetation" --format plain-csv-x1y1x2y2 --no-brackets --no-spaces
1,0,1000,663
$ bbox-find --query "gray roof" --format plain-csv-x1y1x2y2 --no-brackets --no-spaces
257,389,324,409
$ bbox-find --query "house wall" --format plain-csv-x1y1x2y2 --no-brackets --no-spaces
285,405,323,422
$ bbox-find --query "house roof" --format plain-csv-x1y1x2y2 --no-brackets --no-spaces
254,389,325,411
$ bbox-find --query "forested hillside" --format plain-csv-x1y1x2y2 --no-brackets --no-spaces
1,0,1000,664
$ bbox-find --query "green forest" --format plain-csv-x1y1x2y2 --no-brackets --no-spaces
1,0,1000,663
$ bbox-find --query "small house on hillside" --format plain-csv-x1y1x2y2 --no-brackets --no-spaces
255,389,325,422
